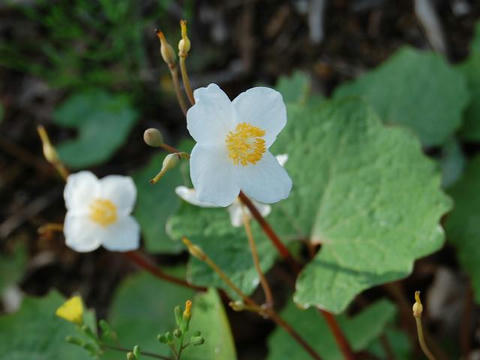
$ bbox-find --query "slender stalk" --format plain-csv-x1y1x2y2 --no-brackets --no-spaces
413,291,436,360
415,317,436,360
238,191,300,273
182,237,323,360
379,334,396,360
161,143,181,154
38,223,64,234
124,251,206,292
179,57,195,105
169,64,188,115
242,208,274,308
238,191,355,358
320,310,355,360
102,343,171,360
269,311,322,360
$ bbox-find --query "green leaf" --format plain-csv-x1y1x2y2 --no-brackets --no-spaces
182,288,237,360
105,268,195,359
0,242,26,292
458,22,480,141
334,47,469,146
132,153,184,253
440,138,465,188
445,156,480,302
53,89,138,168
368,327,411,360
276,71,312,104
167,204,277,299
267,299,396,360
268,99,451,313
0,291,94,360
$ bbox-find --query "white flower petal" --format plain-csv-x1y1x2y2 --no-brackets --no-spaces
99,175,136,215
175,186,217,207
64,171,99,214
252,200,272,217
227,201,244,227
236,151,292,204
101,216,140,252
190,144,240,207
232,87,287,147
187,84,235,145
275,154,289,167
64,213,102,252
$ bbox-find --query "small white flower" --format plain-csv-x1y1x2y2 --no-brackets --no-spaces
187,84,292,207
63,171,140,252
175,186,271,227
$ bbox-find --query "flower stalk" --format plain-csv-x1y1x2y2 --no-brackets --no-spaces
182,237,323,360
178,20,195,106
156,30,187,115
37,125,69,180
125,251,206,292
413,291,436,360
242,207,274,308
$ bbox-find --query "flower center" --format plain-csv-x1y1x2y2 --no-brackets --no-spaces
225,122,266,166
89,198,117,227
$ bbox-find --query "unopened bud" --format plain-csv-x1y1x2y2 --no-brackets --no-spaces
150,153,188,184
178,20,191,57
182,237,206,260
133,345,141,359
412,291,423,318
173,329,182,338
191,336,205,346
229,301,245,312
127,352,135,360
37,125,60,164
65,336,84,346
143,128,164,147
156,30,176,66
157,334,168,344
182,300,192,331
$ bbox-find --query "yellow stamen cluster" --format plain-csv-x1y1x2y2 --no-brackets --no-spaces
226,123,266,166
89,199,117,227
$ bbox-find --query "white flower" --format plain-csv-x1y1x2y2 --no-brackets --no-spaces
175,186,271,227
187,84,292,207
175,154,288,227
63,171,140,252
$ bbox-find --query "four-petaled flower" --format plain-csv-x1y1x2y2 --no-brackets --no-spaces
187,84,292,207
63,171,140,252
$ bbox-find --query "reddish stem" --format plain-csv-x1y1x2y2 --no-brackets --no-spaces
124,251,206,292
321,310,355,360
238,191,300,273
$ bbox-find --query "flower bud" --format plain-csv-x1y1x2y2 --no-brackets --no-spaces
37,125,60,164
127,352,135,360
178,20,191,57
190,336,205,346
173,329,182,338
143,128,164,147
412,291,423,318
133,345,141,358
182,237,206,260
156,30,176,66
150,152,189,184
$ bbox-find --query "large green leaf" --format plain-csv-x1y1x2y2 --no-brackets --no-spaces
0,291,93,360
458,22,480,141
105,269,194,359
334,47,469,146
267,299,396,360
276,71,312,104
167,204,277,299
445,156,480,302
53,89,138,168
182,288,237,360
132,153,184,253
268,99,451,313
